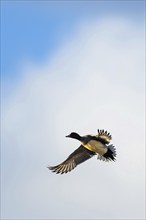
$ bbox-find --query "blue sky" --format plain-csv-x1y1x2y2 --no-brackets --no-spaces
1,1,145,220
1,1,145,80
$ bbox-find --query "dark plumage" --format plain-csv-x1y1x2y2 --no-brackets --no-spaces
48,129,116,174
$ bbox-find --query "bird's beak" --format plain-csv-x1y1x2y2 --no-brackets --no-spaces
66,135,70,137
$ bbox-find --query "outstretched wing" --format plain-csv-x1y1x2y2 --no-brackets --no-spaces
48,145,96,174
96,129,112,144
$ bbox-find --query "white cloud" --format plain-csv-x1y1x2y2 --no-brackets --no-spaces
1,17,145,219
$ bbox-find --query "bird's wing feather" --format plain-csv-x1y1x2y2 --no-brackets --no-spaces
48,145,95,174
96,129,112,144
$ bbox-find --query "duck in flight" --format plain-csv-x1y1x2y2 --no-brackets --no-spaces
48,129,116,174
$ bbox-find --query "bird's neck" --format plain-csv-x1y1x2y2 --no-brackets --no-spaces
74,133,82,141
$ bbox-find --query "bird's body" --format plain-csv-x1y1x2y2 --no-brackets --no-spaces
82,139,107,155
48,129,116,174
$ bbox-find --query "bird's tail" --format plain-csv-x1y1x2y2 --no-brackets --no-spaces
97,144,116,162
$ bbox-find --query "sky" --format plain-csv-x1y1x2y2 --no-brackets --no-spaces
1,1,145,220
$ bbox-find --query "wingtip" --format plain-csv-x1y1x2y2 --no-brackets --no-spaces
47,165,54,171
47,164,66,174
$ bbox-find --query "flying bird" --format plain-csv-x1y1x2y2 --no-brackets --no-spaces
48,129,116,174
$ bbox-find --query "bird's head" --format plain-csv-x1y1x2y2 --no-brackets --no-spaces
66,132,81,141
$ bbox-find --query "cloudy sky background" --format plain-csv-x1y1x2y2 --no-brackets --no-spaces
1,1,145,219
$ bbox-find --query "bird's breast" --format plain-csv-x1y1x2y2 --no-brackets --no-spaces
82,140,107,155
